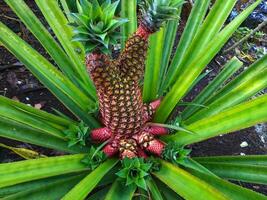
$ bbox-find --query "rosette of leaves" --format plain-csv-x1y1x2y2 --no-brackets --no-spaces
116,158,152,190
70,0,128,54
63,121,90,147
81,146,107,170
139,0,184,32
162,142,191,164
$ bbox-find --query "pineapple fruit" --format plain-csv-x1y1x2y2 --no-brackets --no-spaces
71,0,182,158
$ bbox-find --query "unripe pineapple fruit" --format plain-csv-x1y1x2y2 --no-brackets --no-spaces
72,0,183,158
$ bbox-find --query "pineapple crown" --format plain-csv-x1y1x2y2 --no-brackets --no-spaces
70,0,127,54
139,0,184,33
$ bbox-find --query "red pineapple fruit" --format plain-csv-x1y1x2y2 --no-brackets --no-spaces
71,0,183,159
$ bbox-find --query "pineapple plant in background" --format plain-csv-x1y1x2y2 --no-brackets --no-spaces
0,0,266,199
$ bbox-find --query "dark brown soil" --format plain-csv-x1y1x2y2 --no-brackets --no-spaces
0,0,266,196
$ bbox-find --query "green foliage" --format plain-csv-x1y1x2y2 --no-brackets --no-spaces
120,0,137,47
155,0,262,122
105,179,136,200
0,154,87,188
162,143,191,164
71,0,127,54
181,57,243,120
34,0,93,95
0,0,266,199
188,167,267,200
164,94,267,146
146,157,162,172
81,146,107,170
63,121,90,147
153,160,228,200
62,159,118,200
116,158,152,190
160,0,210,93
140,0,183,32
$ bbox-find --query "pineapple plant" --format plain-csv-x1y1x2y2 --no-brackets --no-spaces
0,0,266,199
71,0,184,159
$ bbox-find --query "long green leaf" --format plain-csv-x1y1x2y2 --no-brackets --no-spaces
146,179,164,200
0,173,86,198
0,22,99,127
34,0,96,99
97,165,120,187
182,157,216,176
0,22,89,106
154,0,261,122
153,160,228,200
154,179,183,200
182,57,243,120
194,155,267,166
62,159,118,200
199,162,267,185
184,68,212,98
163,94,267,146
87,186,110,200
121,0,137,48
0,97,77,133
143,29,165,102
164,0,236,90
0,96,75,126
0,118,87,153
206,54,267,105
0,154,87,188
158,19,180,94
60,0,75,22
183,159,267,199
161,0,211,91
188,168,267,200
0,104,65,139
2,174,86,200
104,179,136,200
60,0,77,13
4,0,86,90
186,67,267,124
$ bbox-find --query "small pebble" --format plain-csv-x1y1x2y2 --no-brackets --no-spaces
240,141,248,148
34,103,43,109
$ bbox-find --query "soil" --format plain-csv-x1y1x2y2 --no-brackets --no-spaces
0,0,266,196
